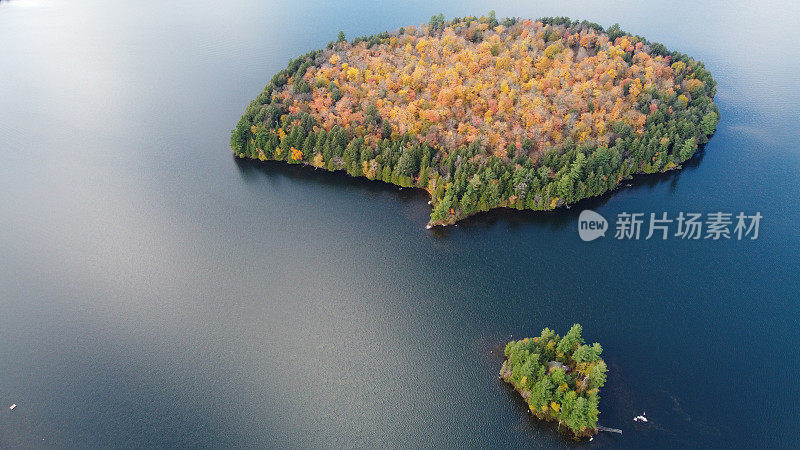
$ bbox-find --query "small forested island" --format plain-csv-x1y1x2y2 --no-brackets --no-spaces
231,13,719,227
501,324,608,438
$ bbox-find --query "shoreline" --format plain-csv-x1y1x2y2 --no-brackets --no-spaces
236,143,707,229
500,352,599,440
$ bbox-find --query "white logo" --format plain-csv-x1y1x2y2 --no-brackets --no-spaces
578,210,608,241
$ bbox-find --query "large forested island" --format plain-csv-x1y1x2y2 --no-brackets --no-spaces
501,325,608,438
231,13,719,226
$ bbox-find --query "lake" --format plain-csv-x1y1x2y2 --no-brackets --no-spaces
1,0,799,447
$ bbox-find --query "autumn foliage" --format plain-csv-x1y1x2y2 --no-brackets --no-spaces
232,14,719,226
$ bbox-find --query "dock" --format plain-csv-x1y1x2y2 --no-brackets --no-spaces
597,425,622,434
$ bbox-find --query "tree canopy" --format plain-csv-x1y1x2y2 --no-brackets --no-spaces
232,13,719,226
500,324,608,438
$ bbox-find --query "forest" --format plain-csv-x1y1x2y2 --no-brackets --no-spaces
231,13,719,226
501,324,608,438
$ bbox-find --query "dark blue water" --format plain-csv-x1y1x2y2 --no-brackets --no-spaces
1,0,798,447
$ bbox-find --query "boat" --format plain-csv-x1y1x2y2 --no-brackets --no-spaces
9,404,16,410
